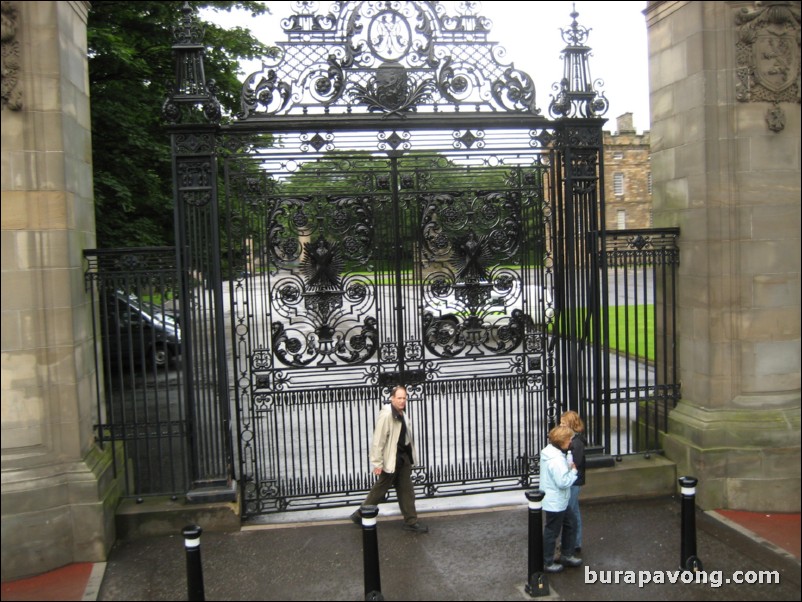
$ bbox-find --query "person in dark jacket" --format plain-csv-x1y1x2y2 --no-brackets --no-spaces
561,410,587,555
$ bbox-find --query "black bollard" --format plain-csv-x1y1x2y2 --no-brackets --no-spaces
678,476,703,572
524,490,550,598
183,524,205,601
360,505,384,601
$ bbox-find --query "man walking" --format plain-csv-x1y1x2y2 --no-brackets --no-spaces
351,385,429,533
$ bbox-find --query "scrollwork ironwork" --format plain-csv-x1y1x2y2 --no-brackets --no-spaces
452,129,486,149
188,0,608,517
349,62,434,115
300,132,335,152
241,68,293,116
377,130,412,151
269,214,377,367
418,187,534,358
239,1,545,117
492,66,538,113
174,132,216,155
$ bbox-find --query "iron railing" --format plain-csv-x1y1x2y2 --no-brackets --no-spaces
597,228,681,456
84,247,190,498
84,228,679,501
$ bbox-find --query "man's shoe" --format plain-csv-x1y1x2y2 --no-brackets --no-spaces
544,562,564,573
350,510,361,526
402,522,429,534
561,555,583,567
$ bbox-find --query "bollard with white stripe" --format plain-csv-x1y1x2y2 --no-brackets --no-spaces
678,476,703,572
183,524,205,601
525,489,550,597
360,505,384,601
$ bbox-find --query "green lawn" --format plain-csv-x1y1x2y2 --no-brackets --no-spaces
607,304,655,361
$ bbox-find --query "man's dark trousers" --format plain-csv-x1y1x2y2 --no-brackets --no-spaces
361,451,417,526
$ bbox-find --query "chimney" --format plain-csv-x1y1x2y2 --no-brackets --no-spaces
616,113,636,134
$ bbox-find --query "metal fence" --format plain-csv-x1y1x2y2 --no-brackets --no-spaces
598,228,681,456
85,228,679,500
84,247,190,498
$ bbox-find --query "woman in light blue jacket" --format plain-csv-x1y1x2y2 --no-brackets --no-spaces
539,425,579,573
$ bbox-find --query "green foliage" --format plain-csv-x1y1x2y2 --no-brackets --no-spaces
277,150,512,196
88,1,274,248
251,149,548,277
271,150,515,270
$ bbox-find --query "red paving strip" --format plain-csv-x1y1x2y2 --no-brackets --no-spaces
716,509,801,560
0,562,93,602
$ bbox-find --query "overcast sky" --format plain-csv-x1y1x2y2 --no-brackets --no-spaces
206,1,650,133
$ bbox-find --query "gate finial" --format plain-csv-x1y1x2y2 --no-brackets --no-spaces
549,4,609,119
162,2,221,123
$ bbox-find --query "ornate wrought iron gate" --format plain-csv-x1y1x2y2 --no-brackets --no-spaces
164,1,609,515
224,140,555,512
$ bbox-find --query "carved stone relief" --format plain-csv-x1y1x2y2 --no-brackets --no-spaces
735,1,801,131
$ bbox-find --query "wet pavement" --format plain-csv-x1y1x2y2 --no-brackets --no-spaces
88,495,800,601
3,493,799,601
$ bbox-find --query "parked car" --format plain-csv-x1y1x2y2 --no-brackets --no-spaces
102,291,181,369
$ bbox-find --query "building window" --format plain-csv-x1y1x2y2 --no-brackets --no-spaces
614,172,624,196
648,172,652,195
617,209,627,229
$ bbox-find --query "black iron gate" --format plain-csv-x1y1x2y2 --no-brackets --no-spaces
223,142,556,512
163,1,610,515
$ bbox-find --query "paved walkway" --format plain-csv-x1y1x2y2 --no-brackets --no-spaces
2,495,800,601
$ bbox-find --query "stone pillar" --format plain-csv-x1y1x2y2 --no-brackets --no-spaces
646,1,800,511
1,1,121,579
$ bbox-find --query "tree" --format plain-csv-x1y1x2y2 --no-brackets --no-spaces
88,1,274,248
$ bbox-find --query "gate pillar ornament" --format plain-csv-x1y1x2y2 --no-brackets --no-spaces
549,6,609,119
162,2,221,124
547,7,609,441
172,126,237,504
165,3,234,503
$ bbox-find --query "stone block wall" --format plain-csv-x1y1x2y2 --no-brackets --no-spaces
1,1,120,580
646,0,800,511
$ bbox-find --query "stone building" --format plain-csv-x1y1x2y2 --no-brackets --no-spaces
603,112,653,230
